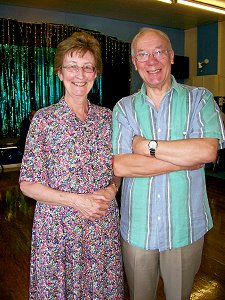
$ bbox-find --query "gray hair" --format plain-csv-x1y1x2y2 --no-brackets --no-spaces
131,27,173,56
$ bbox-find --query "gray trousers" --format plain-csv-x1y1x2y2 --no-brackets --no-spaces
122,237,204,300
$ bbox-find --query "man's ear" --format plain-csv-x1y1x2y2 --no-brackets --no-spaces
132,56,138,71
170,50,175,65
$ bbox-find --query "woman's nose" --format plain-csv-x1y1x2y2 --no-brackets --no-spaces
74,66,85,76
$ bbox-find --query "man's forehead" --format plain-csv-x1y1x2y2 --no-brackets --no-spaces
135,33,167,49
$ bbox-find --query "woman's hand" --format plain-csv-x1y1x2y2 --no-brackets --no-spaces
93,183,117,201
77,183,118,221
75,193,112,221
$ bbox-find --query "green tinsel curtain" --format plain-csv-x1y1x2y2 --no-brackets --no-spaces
0,18,131,138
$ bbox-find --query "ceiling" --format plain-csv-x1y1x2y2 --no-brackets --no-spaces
1,0,225,30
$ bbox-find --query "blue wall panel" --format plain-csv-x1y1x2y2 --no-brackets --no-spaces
197,23,218,76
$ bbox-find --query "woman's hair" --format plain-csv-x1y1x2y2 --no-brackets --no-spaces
54,31,103,76
131,27,173,56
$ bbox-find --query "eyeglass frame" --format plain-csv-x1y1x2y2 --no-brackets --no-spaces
134,49,172,62
61,64,96,73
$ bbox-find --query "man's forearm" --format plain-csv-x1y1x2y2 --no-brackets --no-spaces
133,137,218,166
113,154,187,177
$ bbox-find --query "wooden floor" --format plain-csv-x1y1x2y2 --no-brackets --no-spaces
0,169,225,300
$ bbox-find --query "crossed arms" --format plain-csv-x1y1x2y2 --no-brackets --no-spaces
113,136,218,177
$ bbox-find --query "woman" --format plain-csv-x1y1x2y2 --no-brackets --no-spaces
19,31,124,299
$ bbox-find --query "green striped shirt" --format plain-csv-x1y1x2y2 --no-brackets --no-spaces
112,77,225,251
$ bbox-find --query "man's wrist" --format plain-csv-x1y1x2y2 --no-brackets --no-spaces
148,140,158,157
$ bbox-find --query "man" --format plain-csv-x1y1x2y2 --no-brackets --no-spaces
112,28,225,300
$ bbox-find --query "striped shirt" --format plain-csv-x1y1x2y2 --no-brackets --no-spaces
112,76,225,251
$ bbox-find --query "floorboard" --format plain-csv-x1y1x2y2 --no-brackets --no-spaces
0,169,224,299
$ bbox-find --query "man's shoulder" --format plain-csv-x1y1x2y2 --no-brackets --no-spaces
114,92,140,109
177,82,212,95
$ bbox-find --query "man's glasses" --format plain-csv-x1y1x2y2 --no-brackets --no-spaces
62,64,96,73
135,49,171,62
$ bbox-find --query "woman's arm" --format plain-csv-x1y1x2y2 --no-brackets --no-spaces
20,181,113,221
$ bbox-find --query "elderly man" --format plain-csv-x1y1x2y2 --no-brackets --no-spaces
112,28,225,300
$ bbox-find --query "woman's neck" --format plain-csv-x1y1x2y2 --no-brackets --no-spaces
65,96,89,121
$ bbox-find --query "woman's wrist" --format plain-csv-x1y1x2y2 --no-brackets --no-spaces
110,182,119,194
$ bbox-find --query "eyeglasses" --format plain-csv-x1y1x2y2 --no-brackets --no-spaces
62,64,96,73
135,49,171,62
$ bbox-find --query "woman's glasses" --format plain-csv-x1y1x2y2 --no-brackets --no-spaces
62,64,96,73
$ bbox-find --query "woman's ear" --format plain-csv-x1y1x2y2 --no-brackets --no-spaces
58,70,63,81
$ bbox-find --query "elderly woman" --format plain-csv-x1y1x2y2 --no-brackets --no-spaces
19,31,124,299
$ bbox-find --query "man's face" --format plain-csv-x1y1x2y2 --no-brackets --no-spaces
132,31,174,91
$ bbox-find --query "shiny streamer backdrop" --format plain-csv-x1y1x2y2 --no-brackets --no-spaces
0,18,131,138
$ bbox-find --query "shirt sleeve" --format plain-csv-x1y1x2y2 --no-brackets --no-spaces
112,99,135,155
190,89,225,149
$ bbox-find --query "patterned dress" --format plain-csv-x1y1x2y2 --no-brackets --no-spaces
19,99,124,299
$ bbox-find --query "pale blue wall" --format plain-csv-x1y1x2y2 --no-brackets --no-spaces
0,4,185,92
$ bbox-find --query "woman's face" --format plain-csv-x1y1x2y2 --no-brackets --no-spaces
58,50,97,101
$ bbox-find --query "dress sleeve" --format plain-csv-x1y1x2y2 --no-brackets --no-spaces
19,111,49,185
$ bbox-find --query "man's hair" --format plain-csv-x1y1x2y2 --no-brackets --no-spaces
131,27,173,56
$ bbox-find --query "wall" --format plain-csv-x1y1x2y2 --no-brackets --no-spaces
184,27,197,86
186,21,225,100
218,21,225,78
197,23,218,76
0,4,184,93
185,22,219,80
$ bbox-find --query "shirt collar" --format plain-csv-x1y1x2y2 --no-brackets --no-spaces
139,75,180,102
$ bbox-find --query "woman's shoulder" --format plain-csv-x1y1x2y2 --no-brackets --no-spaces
37,103,58,115
33,102,62,122
91,103,112,116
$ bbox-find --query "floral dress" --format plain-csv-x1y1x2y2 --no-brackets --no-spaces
19,99,124,299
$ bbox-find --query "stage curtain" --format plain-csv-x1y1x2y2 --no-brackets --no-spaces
0,18,131,138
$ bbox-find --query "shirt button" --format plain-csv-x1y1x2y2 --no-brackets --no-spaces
158,128,161,133
157,194,160,198
158,216,161,221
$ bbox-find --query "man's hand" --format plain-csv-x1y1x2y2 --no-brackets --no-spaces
132,135,149,156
